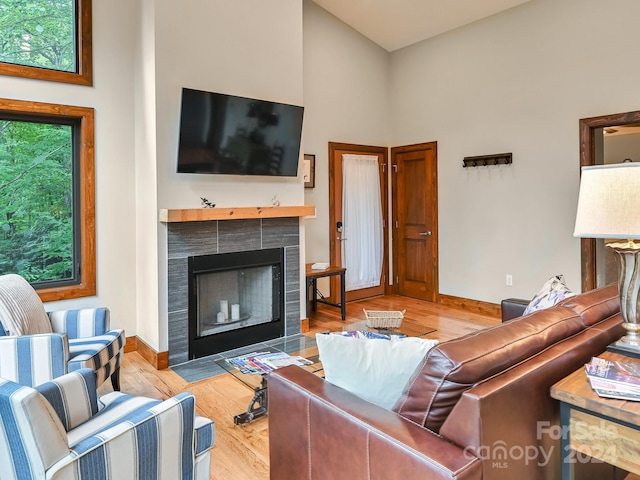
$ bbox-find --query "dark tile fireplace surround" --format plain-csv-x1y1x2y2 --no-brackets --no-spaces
166,217,301,366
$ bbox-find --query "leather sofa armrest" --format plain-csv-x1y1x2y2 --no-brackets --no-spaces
500,298,529,322
268,366,482,480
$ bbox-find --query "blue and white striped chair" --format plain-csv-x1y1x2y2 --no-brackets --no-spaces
0,368,215,479
0,274,125,389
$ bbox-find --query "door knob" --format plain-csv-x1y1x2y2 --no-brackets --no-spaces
336,237,348,241
418,231,432,236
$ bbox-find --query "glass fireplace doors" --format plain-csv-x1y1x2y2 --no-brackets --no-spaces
187,248,284,359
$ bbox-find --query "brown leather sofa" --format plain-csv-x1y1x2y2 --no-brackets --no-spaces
268,284,625,479
500,297,530,321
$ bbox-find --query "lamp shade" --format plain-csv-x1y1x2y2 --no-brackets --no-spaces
574,163,640,239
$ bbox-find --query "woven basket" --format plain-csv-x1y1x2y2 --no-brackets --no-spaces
363,309,406,328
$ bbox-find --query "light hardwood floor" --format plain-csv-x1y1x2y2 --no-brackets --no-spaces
98,295,500,480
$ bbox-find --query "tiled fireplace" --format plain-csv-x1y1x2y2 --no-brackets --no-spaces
166,216,302,366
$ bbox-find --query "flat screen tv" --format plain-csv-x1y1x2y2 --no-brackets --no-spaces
177,88,304,176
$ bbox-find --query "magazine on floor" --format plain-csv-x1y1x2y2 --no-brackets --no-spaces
585,356,640,401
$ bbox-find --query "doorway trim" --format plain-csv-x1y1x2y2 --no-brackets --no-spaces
328,142,389,302
579,109,640,291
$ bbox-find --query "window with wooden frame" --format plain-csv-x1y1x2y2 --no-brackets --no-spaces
0,98,95,301
0,0,92,86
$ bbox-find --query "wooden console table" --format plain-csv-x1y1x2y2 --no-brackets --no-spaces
305,264,346,320
550,351,640,479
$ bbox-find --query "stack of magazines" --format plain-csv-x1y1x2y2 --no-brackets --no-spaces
585,357,640,401
225,351,313,375
311,262,330,270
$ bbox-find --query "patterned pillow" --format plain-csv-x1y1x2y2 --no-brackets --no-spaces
523,274,576,316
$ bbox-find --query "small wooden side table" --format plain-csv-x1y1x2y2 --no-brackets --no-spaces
550,351,640,479
305,264,346,320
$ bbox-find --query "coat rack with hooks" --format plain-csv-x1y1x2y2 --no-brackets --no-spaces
463,153,512,168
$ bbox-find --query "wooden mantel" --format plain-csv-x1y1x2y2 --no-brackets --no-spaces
159,205,315,223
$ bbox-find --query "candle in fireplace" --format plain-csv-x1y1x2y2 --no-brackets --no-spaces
231,304,240,320
220,300,229,320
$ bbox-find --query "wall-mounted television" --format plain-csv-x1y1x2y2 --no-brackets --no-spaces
176,88,304,177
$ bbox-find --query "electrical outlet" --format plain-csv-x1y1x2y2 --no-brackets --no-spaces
506,274,513,286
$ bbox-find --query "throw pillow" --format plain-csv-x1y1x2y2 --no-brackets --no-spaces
316,331,438,410
523,274,576,316
0,274,52,336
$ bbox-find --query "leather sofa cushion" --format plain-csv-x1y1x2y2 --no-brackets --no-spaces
394,299,605,433
557,283,619,326
393,284,620,433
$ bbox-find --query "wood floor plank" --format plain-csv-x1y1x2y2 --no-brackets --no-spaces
98,294,500,479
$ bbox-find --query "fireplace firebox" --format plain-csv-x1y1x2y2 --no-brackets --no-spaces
188,248,285,359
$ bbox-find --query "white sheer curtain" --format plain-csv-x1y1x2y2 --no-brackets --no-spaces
342,154,383,291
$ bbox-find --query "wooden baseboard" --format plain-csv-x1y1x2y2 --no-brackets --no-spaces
126,335,169,370
300,318,310,333
438,294,501,319
124,335,137,353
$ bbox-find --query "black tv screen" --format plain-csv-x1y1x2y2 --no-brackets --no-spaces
177,88,304,176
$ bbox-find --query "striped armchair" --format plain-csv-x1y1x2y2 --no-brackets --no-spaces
0,274,125,389
0,368,215,479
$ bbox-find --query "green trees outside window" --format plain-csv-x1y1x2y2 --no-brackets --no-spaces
0,0,92,85
0,118,76,286
0,0,76,72
0,98,95,301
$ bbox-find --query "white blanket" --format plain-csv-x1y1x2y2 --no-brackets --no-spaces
0,274,52,336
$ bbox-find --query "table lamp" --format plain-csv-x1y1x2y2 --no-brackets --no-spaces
574,163,640,356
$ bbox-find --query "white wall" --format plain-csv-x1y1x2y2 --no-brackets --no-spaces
0,0,140,337
389,0,640,303
134,0,160,349
153,0,304,212
302,0,390,268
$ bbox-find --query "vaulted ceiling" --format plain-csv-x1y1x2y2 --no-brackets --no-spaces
312,0,533,52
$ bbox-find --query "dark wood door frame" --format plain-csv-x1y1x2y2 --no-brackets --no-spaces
328,142,389,302
579,109,640,292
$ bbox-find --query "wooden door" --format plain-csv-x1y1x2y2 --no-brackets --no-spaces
329,142,388,303
392,142,438,302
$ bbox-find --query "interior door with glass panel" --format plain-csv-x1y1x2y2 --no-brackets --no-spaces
328,143,388,303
